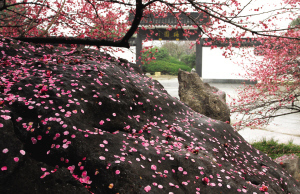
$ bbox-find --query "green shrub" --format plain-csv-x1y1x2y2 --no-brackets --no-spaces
141,46,193,75
251,138,300,159
142,47,170,62
181,53,196,68
155,47,170,60
143,60,191,75
168,57,186,66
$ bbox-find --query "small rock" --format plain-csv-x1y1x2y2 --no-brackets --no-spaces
178,70,230,123
275,154,299,177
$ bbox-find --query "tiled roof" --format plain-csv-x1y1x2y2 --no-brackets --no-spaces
129,12,209,26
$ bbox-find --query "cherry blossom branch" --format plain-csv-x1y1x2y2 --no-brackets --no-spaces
256,27,300,32
22,0,47,37
39,0,67,37
120,0,143,46
187,0,300,40
267,110,300,118
227,8,300,18
98,0,135,6
14,0,144,48
230,0,253,21
0,2,50,11
14,37,130,47
4,0,300,48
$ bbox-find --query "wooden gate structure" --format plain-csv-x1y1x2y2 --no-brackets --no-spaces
129,12,261,77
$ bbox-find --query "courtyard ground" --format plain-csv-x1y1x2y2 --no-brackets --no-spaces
152,75,300,145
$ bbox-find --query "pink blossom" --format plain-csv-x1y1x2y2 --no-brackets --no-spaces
1,166,7,171
40,172,50,178
31,137,37,144
182,181,188,185
259,186,268,192
1,115,11,120
202,177,210,185
99,156,105,160
151,165,157,171
144,185,151,192
64,131,69,135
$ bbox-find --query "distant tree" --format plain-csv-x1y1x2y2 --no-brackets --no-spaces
142,47,169,64
161,42,185,59
290,16,300,28
181,53,196,68
160,41,195,59
159,41,196,68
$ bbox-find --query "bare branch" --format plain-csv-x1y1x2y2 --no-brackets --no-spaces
0,2,50,11
97,0,135,6
230,0,253,21
187,0,300,41
22,0,47,37
256,27,300,32
120,0,143,45
40,0,67,37
14,37,130,48
227,8,300,18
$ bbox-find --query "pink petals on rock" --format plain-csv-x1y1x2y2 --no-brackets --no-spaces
0,115,11,120
202,177,210,185
144,185,151,192
151,164,157,171
1,166,7,171
99,156,105,160
14,157,19,162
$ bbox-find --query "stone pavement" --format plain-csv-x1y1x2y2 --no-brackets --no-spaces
153,76,300,145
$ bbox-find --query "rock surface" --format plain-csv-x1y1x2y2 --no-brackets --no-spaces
0,36,300,194
275,154,300,178
178,70,230,123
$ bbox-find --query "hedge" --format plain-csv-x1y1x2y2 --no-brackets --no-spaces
143,60,191,75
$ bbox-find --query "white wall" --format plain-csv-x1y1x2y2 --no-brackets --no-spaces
202,47,252,80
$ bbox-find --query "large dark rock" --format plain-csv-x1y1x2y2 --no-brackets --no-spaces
178,70,230,123
0,36,300,194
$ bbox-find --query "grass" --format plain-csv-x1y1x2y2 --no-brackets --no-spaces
251,138,300,159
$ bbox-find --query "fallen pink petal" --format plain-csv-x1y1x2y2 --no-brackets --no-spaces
144,185,151,192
